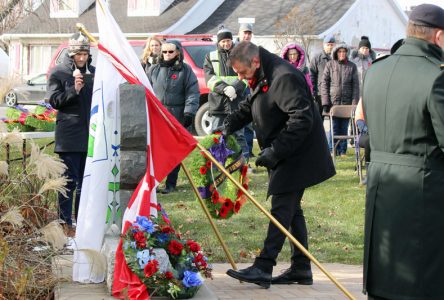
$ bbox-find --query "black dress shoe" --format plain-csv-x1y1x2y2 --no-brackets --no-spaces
226,266,271,289
160,186,175,194
271,268,313,285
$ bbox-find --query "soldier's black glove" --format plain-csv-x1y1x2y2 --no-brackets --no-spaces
183,113,193,128
255,147,280,169
322,105,331,115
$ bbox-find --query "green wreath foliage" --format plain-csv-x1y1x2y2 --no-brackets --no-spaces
188,134,250,219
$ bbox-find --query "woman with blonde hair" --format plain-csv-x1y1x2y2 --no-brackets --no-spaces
141,36,162,73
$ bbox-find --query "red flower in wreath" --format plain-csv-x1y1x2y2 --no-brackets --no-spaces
161,225,174,234
186,240,201,252
143,259,159,278
234,200,242,213
168,240,184,255
165,271,174,280
213,137,220,144
206,160,212,168
171,74,177,80
242,183,249,190
133,231,146,243
199,166,207,175
211,190,220,204
223,198,234,211
193,253,208,268
219,206,228,218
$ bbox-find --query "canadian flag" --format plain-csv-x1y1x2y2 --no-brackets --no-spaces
91,0,197,298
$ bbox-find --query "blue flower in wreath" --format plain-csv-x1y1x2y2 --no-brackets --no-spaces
135,216,155,233
208,135,234,166
182,271,203,288
137,249,155,269
156,233,169,243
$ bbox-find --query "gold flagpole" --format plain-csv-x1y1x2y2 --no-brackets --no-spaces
196,143,356,300
181,162,238,272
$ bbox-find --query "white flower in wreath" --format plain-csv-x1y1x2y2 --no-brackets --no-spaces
137,249,155,269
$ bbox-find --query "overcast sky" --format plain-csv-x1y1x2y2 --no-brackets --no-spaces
395,0,444,10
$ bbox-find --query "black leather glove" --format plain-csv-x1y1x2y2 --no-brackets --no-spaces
322,105,331,115
183,113,193,128
255,147,280,169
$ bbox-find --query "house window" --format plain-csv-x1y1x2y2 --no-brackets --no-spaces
128,0,168,16
50,0,78,18
29,45,58,76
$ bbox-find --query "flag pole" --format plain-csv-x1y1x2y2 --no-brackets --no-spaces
181,162,239,272
76,23,97,43
196,143,356,300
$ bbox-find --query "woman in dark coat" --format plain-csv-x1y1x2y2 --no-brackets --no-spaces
147,40,199,194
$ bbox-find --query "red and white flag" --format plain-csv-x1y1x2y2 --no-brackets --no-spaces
91,0,197,298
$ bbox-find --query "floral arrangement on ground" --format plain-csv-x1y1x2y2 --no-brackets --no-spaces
1,103,56,132
188,133,249,220
122,213,212,299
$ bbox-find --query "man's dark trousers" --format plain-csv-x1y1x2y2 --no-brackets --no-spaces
58,152,87,226
254,189,310,272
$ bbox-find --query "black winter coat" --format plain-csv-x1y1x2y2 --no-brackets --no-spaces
46,54,95,153
147,59,199,123
226,47,335,195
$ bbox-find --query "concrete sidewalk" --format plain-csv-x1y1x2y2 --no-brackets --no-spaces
55,256,365,300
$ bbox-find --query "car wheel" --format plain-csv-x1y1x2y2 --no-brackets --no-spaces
194,102,214,136
4,91,17,107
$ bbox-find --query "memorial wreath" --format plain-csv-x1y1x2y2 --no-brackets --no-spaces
122,209,212,299
188,133,249,220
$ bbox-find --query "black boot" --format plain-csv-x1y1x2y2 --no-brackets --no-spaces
271,267,313,285
161,186,175,194
226,266,272,288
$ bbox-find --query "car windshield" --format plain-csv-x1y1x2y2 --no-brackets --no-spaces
183,45,216,69
55,46,145,66
30,74,47,85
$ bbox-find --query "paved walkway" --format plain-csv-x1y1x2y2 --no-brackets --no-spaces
55,255,365,300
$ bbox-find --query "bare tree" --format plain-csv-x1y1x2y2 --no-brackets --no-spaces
274,3,318,63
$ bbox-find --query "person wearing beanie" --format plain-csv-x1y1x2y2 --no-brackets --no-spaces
147,40,199,194
363,3,444,300
351,36,373,90
46,32,96,237
321,42,359,156
204,25,249,159
309,34,336,116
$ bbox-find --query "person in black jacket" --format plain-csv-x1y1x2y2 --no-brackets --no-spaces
147,40,199,194
46,32,95,236
224,42,335,288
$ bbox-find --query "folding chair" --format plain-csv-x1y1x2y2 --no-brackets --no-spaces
351,109,365,184
329,105,356,165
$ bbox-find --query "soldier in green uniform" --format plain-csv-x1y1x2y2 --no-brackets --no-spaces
362,4,444,300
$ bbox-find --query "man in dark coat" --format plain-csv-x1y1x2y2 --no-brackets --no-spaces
46,32,95,235
362,4,444,299
223,41,335,288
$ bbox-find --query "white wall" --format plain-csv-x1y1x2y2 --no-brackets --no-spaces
321,0,407,50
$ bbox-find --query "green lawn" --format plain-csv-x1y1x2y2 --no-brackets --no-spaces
159,148,366,265
1,137,365,265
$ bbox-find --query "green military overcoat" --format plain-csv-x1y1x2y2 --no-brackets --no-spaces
362,37,444,299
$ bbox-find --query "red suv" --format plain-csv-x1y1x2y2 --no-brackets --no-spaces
47,35,216,135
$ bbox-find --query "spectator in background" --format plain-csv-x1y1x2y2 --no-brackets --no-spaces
141,36,162,74
204,25,249,159
46,32,95,237
310,35,336,116
281,42,314,94
351,36,373,90
147,40,199,194
362,4,444,299
351,36,376,61
238,22,255,159
321,43,359,156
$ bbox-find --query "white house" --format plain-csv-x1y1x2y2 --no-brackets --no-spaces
0,0,408,78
